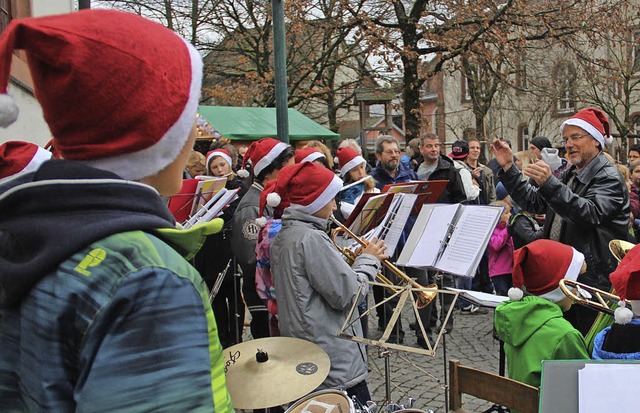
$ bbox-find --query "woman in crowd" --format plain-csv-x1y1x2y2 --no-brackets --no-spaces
193,148,248,348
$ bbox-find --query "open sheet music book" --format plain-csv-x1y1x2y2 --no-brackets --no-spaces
368,193,417,256
168,176,227,222
396,203,502,277
445,288,509,308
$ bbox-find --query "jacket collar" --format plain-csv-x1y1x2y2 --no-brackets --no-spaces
572,151,608,185
281,208,330,231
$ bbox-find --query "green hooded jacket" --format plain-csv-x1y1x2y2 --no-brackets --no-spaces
494,296,590,387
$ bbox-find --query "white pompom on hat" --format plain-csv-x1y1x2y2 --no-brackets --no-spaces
0,10,202,181
560,108,611,149
257,179,290,224
0,140,51,181
608,244,640,324
239,138,290,177
508,239,584,303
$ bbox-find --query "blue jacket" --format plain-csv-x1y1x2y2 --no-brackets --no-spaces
370,161,418,191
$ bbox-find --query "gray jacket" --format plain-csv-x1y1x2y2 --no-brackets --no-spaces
271,209,380,390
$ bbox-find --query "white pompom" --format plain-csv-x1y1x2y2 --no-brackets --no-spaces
334,156,339,166
605,135,614,145
508,287,524,301
614,306,634,325
237,169,250,178
255,216,267,227
0,94,19,127
266,192,281,207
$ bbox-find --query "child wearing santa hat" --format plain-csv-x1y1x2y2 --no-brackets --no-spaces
494,239,590,387
0,10,232,411
294,146,329,168
193,148,248,348
335,146,379,220
231,137,294,340
268,162,388,404
592,244,640,359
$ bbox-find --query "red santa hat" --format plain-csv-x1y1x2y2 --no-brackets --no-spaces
560,108,613,148
0,140,51,181
0,10,202,181
608,244,640,324
266,162,342,215
295,147,325,164
335,146,365,177
255,179,291,227
238,138,290,178
508,239,584,303
206,149,233,174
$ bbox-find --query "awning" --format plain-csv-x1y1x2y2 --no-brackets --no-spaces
197,106,340,141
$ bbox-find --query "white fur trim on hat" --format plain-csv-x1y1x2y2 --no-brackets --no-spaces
207,151,232,171
254,141,289,176
288,174,342,215
340,155,365,177
266,192,281,207
539,248,584,302
301,151,325,164
82,39,202,181
561,118,604,148
21,146,52,174
0,94,19,127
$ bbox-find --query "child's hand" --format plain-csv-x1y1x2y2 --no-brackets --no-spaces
362,236,389,261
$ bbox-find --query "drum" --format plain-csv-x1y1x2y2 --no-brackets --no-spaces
285,389,355,413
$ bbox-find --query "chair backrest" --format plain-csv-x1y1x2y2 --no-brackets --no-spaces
449,360,539,413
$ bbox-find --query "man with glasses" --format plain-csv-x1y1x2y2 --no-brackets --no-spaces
492,108,630,336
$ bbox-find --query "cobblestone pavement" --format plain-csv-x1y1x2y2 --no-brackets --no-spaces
364,293,501,413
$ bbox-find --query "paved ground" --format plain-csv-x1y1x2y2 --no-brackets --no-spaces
241,289,503,413
364,293,501,413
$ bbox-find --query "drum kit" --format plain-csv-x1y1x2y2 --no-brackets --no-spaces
224,336,434,413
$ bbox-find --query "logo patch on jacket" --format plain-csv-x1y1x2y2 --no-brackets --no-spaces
74,248,107,276
242,220,260,240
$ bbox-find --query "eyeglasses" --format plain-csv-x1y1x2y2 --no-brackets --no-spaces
562,133,591,145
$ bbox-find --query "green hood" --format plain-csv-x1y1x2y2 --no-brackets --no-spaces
494,296,565,347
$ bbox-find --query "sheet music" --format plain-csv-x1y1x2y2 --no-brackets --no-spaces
348,193,388,235
578,364,640,412
403,203,459,268
193,188,240,226
436,205,501,277
376,193,417,256
445,288,509,308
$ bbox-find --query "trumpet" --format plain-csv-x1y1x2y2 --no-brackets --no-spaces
559,279,629,316
329,215,437,309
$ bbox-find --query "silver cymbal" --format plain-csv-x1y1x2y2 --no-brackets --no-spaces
224,336,331,409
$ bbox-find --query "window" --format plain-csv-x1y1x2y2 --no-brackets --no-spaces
518,124,529,152
633,32,640,73
554,62,576,114
0,0,10,33
633,114,640,146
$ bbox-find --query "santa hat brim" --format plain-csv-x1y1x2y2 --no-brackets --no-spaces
340,155,365,176
538,248,584,302
288,174,342,215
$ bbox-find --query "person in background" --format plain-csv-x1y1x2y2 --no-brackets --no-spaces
492,107,630,335
295,146,330,169
488,200,514,296
193,148,248,348
304,140,334,169
615,163,639,239
529,136,552,161
406,137,423,171
0,140,52,184
628,144,640,167
185,150,206,178
335,146,379,220
494,240,590,387
231,138,294,340
0,10,232,411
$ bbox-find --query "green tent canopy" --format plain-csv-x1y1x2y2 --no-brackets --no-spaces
197,106,340,141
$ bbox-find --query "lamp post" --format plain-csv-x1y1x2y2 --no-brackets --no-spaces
271,0,289,144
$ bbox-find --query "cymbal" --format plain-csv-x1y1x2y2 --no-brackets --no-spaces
223,336,331,409
609,239,636,263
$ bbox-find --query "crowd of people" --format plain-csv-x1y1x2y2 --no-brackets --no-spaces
1,8,640,413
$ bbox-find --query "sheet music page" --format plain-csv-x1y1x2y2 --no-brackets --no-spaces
348,193,388,235
436,205,502,277
195,188,240,224
399,203,459,268
578,364,640,412
377,193,417,256
445,288,509,308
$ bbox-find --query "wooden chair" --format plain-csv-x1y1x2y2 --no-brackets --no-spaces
448,360,539,413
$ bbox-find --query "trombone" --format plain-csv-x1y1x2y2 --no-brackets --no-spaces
559,279,629,316
329,215,437,309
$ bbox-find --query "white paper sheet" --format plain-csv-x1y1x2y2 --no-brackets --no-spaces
578,364,640,412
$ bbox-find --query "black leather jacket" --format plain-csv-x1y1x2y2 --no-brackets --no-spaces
499,152,631,291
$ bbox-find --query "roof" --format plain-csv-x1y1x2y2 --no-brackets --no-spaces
197,106,340,141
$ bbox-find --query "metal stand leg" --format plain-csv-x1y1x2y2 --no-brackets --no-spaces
436,273,448,412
